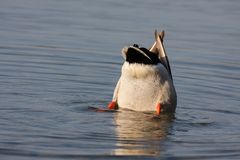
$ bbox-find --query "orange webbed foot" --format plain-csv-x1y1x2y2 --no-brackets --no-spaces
156,103,161,116
108,101,118,110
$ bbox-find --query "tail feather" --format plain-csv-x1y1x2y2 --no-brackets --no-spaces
157,30,173,80
150,30,173,80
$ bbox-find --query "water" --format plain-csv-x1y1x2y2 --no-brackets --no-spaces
0,0,240,159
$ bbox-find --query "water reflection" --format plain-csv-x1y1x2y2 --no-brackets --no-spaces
112,109,174,156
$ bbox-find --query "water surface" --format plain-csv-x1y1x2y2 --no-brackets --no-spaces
0,0,240,159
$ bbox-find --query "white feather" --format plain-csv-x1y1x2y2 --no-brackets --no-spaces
113,62,176,112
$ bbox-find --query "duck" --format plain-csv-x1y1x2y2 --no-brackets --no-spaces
108,30,177,115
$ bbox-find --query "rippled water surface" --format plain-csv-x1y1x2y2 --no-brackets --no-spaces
0,0,240,159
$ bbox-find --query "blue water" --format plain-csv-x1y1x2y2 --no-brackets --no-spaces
0,0,240,159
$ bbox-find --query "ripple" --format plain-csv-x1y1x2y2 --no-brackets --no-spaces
0,0,240,159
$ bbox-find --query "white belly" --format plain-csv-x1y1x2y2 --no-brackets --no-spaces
114,62,176,112
118,75,161,111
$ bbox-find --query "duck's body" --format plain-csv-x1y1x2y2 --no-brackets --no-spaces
108,30,177,114
116,62,176,112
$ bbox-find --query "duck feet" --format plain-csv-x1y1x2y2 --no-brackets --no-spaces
108,101,118,110
88,101,118,112
156,103,161,116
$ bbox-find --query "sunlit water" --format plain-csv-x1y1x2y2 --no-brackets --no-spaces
0,0,240,159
